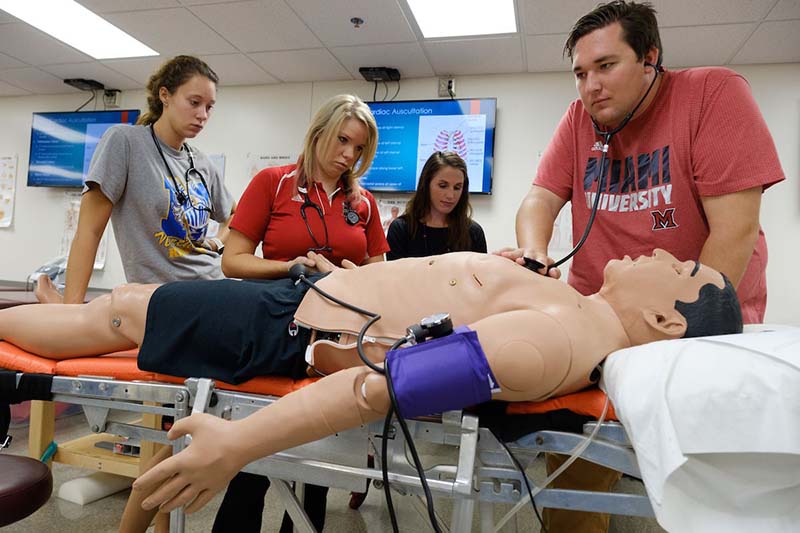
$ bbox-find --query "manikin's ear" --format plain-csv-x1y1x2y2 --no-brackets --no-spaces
641,308,687,339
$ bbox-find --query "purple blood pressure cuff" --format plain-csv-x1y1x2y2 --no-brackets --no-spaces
385,326,501,419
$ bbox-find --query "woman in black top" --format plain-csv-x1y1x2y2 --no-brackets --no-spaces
387,151,486,259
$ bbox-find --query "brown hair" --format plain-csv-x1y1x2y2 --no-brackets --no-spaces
564,1,662,64
402,151,474,251
137,55,219,126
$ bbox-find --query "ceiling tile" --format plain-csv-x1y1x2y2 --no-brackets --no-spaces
289,0,417,47
39,62,141,90
522,0,775,34
525,34,571,72
0,23,93,66
766,0,800,20
100,56,167,85
0,67,80,94
178,0,247,4
0,51,26,70
522,0,599,35
331,42,434,79
199,53,278,86
424,36,525,76
661,24,755,67
104,7,236,56
650,0,775,26
189,0,321,52
249,49,352,82
0,0,797,97
733,20,800,64
76,0,180,12
0,78,30,96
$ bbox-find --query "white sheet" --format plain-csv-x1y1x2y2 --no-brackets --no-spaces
602,326,800,533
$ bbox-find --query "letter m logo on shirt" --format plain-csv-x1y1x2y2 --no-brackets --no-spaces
650,208,678,230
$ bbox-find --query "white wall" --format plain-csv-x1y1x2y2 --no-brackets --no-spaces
1,64,797,323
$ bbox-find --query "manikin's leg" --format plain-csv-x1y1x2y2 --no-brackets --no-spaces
0,283,159,358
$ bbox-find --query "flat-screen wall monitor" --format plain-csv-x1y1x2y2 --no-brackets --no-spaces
27,109,140,188
362,98,496,194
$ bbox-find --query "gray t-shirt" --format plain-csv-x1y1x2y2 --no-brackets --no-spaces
86,124,235,283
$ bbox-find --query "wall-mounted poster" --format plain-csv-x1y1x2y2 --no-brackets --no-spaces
0,155,18,228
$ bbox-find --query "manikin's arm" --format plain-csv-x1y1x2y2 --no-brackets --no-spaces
133,310,572,513
134,366,390,513
698,187,762,288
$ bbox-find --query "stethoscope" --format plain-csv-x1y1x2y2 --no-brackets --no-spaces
527,58,664,273
150,124,211,214
298,185,360,254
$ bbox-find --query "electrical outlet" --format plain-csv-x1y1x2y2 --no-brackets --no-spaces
103,89,121,108
438,77,455,97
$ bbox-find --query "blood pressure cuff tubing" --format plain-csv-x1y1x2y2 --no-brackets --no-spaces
386,326,500,419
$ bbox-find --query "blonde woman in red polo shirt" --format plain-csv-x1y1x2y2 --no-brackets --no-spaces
222,94,387,281
215,94,389,533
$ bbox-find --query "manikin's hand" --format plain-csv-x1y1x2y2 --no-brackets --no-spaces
307,251,358,274
133,414,245,514
494,247,561,279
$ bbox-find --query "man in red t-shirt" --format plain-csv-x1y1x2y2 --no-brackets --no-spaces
505,1,784,531
509,2,783,325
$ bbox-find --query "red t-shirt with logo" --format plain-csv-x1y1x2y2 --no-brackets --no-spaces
231,164,389,266
535,67,784,323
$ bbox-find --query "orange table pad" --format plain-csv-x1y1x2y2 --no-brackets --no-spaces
152,373,320,397
2,341,616,421
0,342,57,374
507,388,618,421
0,341,318,397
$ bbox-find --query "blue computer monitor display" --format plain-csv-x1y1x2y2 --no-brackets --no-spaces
362,98,496,194
27,109,140,188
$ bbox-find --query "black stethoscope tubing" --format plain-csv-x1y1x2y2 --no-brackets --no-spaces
299,188,333,253
297,183,361,252
149,124,211,210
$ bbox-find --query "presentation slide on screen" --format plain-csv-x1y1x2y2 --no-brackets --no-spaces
28,110,138,188
363,99,495,193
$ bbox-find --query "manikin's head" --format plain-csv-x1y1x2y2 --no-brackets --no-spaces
599,249,743,345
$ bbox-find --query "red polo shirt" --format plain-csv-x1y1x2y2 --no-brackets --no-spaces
231,164,389,266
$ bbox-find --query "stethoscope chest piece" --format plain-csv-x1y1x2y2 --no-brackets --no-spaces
344,207,359,225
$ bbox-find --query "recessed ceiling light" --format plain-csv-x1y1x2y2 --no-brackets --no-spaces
0,0,158,59
407,0,517,39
